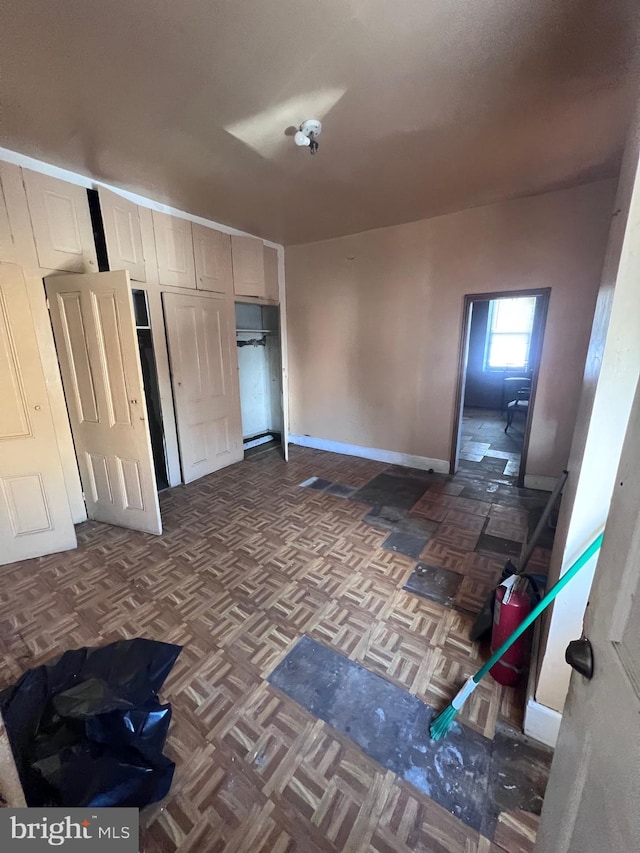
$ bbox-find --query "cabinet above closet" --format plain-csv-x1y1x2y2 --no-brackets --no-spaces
151,211,196,289
232,235,265,299
263,245,279,302
22,170,97,273
98,188,146,282
192,223,233,294
13,168,279,303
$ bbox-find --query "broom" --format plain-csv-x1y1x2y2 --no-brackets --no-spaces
429,532,603,741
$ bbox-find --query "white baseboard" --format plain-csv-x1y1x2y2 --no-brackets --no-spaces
524,474,556,492
523,619,562,747
523,620,561,748
524,696,562,748
289,434,450,474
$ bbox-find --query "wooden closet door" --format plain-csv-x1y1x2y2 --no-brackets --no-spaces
0,263,77,564
152,211,196,288
22,169,97,272
45,270,162,535
98,188,146,282
163,291,242,482
193,223,233,294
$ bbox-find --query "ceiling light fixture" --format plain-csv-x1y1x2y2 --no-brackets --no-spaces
294,119,322,155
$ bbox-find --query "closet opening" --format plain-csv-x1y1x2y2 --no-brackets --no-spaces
132,289,169,490
235,302,284,458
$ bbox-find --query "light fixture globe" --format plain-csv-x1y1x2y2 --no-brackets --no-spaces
294,119,322,154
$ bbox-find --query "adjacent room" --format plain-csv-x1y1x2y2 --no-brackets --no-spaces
458,293,547,483
0,2,639,852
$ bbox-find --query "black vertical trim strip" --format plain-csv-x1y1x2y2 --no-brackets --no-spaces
87,188,110,272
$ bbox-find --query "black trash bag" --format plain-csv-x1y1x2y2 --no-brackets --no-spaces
0,638,181,808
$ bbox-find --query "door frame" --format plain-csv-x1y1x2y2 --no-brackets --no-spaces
449,287,550,486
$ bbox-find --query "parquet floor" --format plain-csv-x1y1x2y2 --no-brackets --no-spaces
0,447,552,853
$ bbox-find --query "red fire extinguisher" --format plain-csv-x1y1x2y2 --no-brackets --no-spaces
490,578,532,686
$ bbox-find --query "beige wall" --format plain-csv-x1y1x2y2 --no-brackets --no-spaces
286,180,616,479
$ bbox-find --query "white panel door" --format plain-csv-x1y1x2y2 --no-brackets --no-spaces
536,375,640,852
45,271,161,534
22,170,97,272
193,223,233,294
231,235,265,298
0,263,77,563
163,291,242,483
152,211,195,288
98,188,146,282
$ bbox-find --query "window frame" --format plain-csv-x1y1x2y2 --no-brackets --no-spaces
483,296,536,372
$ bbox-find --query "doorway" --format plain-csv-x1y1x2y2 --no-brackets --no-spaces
235,302,284,458
451,289,549,485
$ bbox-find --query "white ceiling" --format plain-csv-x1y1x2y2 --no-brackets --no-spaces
1,0,638,244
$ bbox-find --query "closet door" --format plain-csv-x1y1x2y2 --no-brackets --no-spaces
152,212,195,288
163,291,242,483
22,170,97,272
0,263,77,564
45,270,162,534
232,235,265,298
98,188,146,282
193,223,233,294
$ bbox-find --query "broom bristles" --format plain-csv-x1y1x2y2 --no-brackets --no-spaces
429,703,458,740
429,676,478,740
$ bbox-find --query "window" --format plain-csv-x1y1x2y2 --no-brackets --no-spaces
484,296,536,370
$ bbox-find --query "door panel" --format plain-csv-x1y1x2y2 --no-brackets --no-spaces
0,263,76,563
45,270,161,534
193,223,233,294
98,188,146,282
231,235,265,298
163,291,242,483
152,211,195,288
57,291,100,422
22,170,97,272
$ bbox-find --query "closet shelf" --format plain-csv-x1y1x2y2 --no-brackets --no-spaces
235,329,276,334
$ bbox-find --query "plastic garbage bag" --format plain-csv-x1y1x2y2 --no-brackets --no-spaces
0,638,181,808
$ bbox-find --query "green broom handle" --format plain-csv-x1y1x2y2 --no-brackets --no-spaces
474,532,604,683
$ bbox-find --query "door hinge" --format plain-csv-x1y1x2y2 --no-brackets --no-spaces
45,297,50,311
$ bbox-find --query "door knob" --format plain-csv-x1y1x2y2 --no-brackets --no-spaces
565,637,594,679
